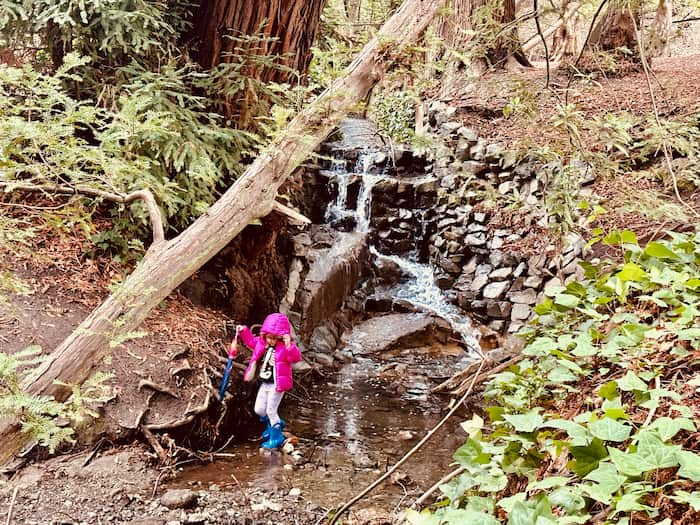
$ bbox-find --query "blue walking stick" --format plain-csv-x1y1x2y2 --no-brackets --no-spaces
219,332,238,401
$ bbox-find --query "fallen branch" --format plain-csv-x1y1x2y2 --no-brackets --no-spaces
452,354,523,396
5,487,18,525
272,201,311,225
0,182,165,244
328,358,487,525
410,466,465,508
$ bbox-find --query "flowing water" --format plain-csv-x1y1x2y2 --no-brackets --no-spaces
168,137,480,514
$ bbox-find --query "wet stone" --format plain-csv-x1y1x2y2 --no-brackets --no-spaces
160,490,198,510
482,281,510,299
486,301,512,320
509,288,537,305
470,273,489,292
489,267,513,280
511,304,532,321
523,275,543,288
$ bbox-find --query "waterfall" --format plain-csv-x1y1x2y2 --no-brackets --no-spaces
372,249,480,352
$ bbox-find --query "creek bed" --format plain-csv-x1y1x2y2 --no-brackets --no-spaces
166,343,473,512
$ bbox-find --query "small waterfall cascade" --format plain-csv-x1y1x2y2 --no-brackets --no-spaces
372,248,480,352
325,151,389,233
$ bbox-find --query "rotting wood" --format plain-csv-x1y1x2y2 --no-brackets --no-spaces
138,379,179,399
0,0,447,467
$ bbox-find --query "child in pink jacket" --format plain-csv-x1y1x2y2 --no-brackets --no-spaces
236,313,302,449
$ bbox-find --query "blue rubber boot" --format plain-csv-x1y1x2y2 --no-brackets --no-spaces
262,418,285,439
261,423,285,449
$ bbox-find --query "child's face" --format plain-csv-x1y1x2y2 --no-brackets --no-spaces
264,334,281,346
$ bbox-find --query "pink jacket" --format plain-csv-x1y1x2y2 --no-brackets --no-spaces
240,326,302,392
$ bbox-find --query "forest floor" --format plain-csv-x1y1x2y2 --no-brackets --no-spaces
1,48,700,524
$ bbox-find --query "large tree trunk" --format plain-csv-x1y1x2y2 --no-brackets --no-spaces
650,0,672,57
189,0,328,126
587,0,640,56
0,0,446,467
433,0,529,80
191,0,327,80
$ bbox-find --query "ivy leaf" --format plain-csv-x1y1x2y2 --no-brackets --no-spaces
669,490,700,511
572,332,597,357
676,450,700,481
441,508,500,525
405,508,441,525
554,293,580,308
568,438,608,477
589,418,633,442
523,337,556,357
637,430,681,470
616,492,655,512
644,241,679,260
526,476,571,492
616,262,646,282
608,447,645,476
504,409,544,433
542,419,590,446
597,381,618,401
648,417,696,442
616,371,648,392
583,462,627,504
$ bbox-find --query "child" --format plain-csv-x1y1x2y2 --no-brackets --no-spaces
236,313,302,450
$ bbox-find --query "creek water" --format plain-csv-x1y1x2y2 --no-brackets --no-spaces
168,138,480,513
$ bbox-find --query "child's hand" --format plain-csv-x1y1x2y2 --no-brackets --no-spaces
282,334,291,348
236,325,244,333
228,343,237,358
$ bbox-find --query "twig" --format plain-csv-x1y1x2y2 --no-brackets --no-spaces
81,438,105,467
5,487,18,525
411,466,465,508
138,379,180,399
141,425,169,464
533,0,551,88
328,358,487,525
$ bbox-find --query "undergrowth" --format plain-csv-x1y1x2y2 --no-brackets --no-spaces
408,230,700,525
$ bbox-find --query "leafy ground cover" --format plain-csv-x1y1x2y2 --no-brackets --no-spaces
408,230,700,524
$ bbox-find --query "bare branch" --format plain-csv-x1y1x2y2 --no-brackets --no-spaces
0,182,165,244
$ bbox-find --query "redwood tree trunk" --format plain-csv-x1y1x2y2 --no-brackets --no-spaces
191,0,327,82
0,0,447,467
588,0,640,56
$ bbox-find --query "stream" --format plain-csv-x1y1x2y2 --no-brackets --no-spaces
168,127,481,513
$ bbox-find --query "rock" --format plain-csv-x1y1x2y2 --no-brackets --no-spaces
461,160,489,176
397,430,415,441
462,256,478,275
440,121,462,135
309,324,337,353
498,180,517,195
470,273,489,292
288,488,302,498
523,275,543,288
511,303,532,321
509,288,537,305
485,142,505,161
513,262,527,278
457,127,479,142
489,236,504,249
482,281,510,299
160,490,198,510
308,352,334,367
341,313,436,355
486,301,512,319
473,212,487,223
464,233,486,247
489,267,513,280
466,222,487,233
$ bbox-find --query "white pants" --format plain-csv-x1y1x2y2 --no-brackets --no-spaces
254,382,285,426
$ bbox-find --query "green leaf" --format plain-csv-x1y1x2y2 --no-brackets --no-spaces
644,241,679,260
616,492,655,512
571,332,597,357
542,419,590,446
583,462,627,504
526,476,571,492
608,447,644,476
568,438,608,476
647,417,696,442
442,508,500,525
676,450,700,481
669,490,700,511
598,381,618,401
504,409,544,433
523,337,556,357
637,430,681,470
616,262,646,282
554,293,579,308
616,371,647,392
405,508,440,525
589,418,632,442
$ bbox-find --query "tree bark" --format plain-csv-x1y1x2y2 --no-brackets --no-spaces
587,0,640,56
190,0,327,82
650,0,672,56
0,0,447,467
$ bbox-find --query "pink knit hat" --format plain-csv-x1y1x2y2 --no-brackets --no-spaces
260,313,292,337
